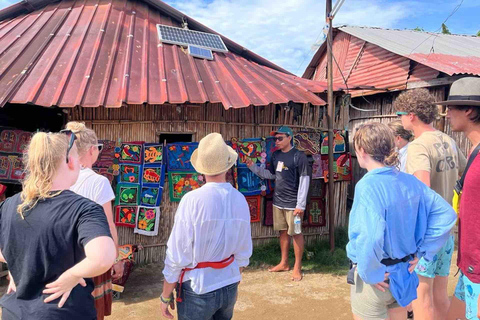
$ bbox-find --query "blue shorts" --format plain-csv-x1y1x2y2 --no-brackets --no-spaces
454,271,480,320
415,234,454,278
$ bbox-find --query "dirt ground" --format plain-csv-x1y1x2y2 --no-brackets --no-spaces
0,253,459,320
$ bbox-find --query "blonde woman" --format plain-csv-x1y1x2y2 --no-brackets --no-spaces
66,122,120,320
347,122,456,320
0,131,116,319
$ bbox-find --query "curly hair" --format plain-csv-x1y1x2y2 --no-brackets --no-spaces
393,88,438,124
353,122,399,168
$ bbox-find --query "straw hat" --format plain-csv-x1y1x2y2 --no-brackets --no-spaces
191,133,238,176
438,77,480,106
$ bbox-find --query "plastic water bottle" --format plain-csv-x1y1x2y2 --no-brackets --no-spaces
294,215,302,234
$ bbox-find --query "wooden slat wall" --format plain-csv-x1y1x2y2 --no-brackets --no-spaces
68,102,350,264
348,86,471,198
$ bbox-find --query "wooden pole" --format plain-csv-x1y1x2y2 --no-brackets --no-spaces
326,0,335,252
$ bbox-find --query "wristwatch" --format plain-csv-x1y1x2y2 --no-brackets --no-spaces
160,294,173,304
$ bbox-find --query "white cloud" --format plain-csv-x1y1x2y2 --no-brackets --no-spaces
165,0,412,75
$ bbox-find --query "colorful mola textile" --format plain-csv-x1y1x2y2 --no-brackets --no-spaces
264,195,274,226
134,206,160,236
168,172,206,202
118,142,143,164
143,143,163,165
118,164,142,185
232,138,269,167
312,154,324,179
93,140,116,183
0,127,32,184
246,195,261,223
115,184,140,206
166,142,198,172
140,186,163,207
307,197,326,227
115,206,137,228
294,132,321,155
320,130,347,154
236,166,269,196
322,153,352,182
142,166,165,187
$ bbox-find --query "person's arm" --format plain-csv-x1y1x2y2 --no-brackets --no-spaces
348,197,387,285
43,236,116,307
0,248,5,263
161,199,194,316
406,143,431,187
234,198,253,268
295,153,310,213
416,187,456,261
247,161,276,180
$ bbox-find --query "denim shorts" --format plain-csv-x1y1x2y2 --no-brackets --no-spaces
176,281,239,320
415,235,454,278
454,271,480,320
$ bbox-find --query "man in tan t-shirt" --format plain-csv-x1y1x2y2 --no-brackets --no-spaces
394,88,466,320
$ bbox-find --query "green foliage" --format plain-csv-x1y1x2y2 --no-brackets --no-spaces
249,226,350,275
441,23,451,35
413,27,425,32
477,31,480,37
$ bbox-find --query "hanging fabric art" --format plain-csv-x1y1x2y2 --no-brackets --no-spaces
307,197,326,226
245,195,261,223
134,206,160,236
92,140,116,183
166,142,198,172
231,138,268,167
118,142,143,164
0,127,32,184
322,153,352,182
143,143,163,165
115,206,137,228
312,154,324,179
263,195,274,226
140,186,163,207
168,172,206,202
142,166,164,186
310,179,326,198
225,166,237,188
320,130,347,154
118,164,142,184
115,184,140,206
236,166,269,196
293,132,321,155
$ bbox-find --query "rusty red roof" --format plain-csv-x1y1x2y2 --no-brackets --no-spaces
0,0,332,109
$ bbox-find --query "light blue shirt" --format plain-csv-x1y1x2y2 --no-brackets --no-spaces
346,167,456,307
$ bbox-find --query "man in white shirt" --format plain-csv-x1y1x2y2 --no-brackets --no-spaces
388,120,413,173
160,133,253,320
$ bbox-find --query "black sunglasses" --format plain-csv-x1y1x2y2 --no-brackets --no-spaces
274,135,289,142
60,129,77,163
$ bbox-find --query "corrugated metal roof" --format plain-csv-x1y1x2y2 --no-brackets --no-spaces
338,26,480,76
0,0,330,109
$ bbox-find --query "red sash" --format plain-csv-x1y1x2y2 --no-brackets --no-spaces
176,255,235,302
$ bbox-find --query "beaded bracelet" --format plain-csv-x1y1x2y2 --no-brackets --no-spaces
160,295,173,304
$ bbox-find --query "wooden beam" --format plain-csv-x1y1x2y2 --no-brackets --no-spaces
406,75,466,90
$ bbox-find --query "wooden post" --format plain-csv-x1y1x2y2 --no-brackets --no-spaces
326,0,335,252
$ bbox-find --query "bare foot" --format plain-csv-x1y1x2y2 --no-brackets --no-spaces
268,263,290,272
291,269,303,281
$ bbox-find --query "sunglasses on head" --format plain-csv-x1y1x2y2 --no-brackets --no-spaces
97,143,103,153
396,111,409,117
59,129,77,163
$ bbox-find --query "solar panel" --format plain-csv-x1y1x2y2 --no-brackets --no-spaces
157,24,228,52
188,45,213,60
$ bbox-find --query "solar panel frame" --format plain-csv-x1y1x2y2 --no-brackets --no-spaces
157,24,228,53
188,45,214,60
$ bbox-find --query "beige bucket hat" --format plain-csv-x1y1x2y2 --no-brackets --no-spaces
191,133,238,176
438,77,480,106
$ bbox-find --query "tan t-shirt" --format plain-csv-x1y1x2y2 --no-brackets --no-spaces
407,131,467,205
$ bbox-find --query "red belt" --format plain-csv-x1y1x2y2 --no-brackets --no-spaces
176,255,235,302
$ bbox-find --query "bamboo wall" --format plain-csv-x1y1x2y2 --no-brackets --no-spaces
347,86,471,197
68,102,350,264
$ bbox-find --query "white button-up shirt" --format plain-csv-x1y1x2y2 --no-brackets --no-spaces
163,182,253,294
399,143,409,173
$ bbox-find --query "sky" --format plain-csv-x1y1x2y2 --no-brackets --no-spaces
0,0,478,75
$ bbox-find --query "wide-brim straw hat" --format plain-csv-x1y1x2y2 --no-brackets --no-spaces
437,77,480,106
191,133,238,176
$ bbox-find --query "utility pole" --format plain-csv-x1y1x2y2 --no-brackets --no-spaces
326,0,335,252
